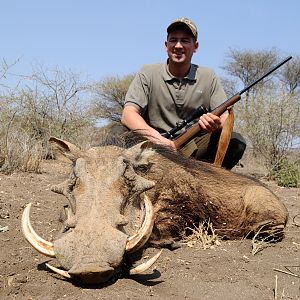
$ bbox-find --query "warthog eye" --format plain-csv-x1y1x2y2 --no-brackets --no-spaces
122,157,152,175
134,164,152,174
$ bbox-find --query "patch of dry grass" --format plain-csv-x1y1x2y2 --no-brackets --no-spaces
251,225,284,255
0,133,44,174
181,220,220,249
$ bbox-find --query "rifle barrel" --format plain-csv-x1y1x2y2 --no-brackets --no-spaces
239,56,292,95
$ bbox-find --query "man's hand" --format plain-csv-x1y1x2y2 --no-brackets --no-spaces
164,138,177,151
198,112,224,133
122,105,177,151
146,135,177,151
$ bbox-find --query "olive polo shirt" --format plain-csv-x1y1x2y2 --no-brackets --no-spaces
124,62,227,134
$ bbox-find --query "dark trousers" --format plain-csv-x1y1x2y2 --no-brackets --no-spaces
181,132,246,170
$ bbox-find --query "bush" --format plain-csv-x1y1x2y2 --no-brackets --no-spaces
272,158,300,187
0,65,96,174
0,130,44,174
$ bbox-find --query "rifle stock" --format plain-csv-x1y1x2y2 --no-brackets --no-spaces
173,94,241,149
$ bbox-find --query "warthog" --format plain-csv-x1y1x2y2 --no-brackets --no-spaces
22,136,288,284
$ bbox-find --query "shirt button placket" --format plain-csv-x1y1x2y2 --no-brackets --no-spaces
178,81,185,104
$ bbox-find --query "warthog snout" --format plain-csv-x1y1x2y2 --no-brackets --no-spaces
68,264,115,284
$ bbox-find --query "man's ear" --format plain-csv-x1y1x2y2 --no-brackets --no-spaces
164,40,168,51
194,41,199,53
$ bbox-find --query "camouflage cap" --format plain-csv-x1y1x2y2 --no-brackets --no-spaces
167,17,198,40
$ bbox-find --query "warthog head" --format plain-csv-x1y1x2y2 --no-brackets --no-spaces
22,137,162,284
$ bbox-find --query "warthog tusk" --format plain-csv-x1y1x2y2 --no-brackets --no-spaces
21,203,55,258
126,194,154,253
129,249,163,275
46,263,71,279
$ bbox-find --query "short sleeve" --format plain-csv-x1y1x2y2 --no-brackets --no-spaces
124,66,151,112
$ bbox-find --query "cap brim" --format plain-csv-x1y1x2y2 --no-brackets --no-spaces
167,21,197,39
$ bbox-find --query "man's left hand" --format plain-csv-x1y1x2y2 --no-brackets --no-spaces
198,113,222,133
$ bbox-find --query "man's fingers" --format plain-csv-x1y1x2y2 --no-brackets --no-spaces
198,113,221,132
207,113,221,125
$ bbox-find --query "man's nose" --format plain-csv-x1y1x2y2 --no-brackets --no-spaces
174,41,183,48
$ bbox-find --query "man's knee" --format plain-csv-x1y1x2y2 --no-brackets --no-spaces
181,131,246,170
222,133,246,169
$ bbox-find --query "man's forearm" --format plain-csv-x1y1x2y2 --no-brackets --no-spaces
121,106,175,148
121,106,158,136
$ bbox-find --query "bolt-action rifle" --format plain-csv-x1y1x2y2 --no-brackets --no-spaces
166,56,292,149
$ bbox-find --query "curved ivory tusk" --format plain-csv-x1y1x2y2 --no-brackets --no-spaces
129,249,163,275
46,263,71,279
126,194,155,253
21,203,55,257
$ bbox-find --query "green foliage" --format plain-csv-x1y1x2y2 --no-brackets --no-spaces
272,158,300,188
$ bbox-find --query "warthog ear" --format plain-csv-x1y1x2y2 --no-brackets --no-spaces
124,141,156,165
49,137,83,163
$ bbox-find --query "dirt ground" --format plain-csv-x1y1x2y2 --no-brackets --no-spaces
0,156,299,300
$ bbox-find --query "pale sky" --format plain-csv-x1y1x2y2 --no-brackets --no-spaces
1,0,299,83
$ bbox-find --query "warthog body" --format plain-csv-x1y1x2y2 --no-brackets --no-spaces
22,137,288,284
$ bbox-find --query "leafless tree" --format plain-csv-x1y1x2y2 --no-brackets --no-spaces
0,57,21,85
0,64,95,173
222,48,279,95
90,74,135,122
220,76,238,97
236,86,299,173
279,55,300,93
222,48,300,174
23,64,93,141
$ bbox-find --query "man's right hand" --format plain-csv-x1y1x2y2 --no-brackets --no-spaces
121,105,177,151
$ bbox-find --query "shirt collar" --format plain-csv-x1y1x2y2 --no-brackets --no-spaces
162,61,197,82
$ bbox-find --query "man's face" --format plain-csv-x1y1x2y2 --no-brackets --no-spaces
165,29,198,65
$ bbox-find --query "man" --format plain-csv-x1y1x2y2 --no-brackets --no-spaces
121,17,246,169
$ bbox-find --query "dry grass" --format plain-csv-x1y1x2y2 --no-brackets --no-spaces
273,266,300,300
251,224,284,255
181,220,220,249
0,132,44,174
